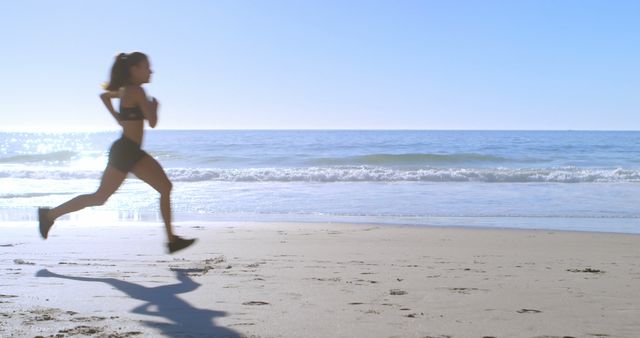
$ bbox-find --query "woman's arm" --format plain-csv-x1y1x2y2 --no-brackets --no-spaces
131,86,158,128
99,91,121,124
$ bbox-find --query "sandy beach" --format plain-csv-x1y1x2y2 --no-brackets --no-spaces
1,221,639,337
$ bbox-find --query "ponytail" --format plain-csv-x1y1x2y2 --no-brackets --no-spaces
104,52,148,91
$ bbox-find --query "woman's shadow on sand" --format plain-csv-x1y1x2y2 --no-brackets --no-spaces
36,268,242,337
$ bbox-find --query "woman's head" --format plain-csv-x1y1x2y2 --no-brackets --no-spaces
104,52,153,91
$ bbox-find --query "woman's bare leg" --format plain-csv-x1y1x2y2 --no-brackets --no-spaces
47,166,127,221
130,155,175,242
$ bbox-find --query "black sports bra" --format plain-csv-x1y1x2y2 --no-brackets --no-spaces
118,105,144,121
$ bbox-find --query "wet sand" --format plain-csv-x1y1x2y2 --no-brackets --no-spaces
1,221,639,337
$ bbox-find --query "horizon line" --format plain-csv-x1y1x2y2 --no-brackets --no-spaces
3,127,640,133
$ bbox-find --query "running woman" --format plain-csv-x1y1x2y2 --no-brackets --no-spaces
38,52,196,254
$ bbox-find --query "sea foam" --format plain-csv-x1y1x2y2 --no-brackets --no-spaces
2,166,639,183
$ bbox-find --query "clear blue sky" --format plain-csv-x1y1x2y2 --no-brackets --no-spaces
1,0,638,130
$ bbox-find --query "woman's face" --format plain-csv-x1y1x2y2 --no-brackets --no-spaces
130,59,153,84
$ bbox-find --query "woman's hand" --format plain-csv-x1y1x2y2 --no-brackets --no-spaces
146,96,159,128
100,91,121,125
127,87,158,127
151,97,159,112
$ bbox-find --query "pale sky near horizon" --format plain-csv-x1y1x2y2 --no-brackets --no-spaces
1,0,639,131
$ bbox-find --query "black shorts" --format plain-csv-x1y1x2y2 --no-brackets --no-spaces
107,137,148,173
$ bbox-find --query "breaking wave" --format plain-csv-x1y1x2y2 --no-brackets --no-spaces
3,166,640,183
0,151,77,164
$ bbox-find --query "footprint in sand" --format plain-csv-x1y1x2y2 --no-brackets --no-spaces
13,259,35,265
516,308,542,314
58,326,103,335
404,312,424,318
246,262,266,268
71,316,108,322
445,287,487,294
229,322,256,327
566,268,604,274
35,314,55,321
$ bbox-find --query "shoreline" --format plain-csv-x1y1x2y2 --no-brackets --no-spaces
4,219,640,238
2,208,640,235
2,221,639,337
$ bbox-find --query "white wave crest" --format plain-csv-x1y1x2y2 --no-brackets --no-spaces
165,167,640,183
2,167,640,183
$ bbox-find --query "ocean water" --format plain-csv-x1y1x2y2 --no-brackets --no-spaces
2,130,640,233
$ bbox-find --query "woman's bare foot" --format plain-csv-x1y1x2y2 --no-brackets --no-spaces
38,207,54,239
167,236,196,254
